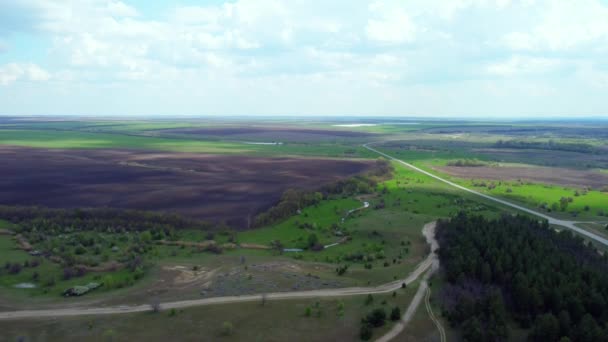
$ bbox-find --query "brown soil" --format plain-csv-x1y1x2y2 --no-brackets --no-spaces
436,165,608,189
15,235,32,251
0,146,373,229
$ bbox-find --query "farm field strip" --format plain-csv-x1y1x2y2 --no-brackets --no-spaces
364,143,608,246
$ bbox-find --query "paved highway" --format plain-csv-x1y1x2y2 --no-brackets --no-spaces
364,143,608,246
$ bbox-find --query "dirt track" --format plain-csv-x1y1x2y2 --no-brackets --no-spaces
0,222,438,320
0,147,372,228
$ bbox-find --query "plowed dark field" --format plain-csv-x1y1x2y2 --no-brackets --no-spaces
0,147,373,228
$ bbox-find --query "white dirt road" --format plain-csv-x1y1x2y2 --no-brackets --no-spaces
0,222,439,321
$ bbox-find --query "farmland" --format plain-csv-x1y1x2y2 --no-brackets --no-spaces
1,117,607,341
0,146,373,228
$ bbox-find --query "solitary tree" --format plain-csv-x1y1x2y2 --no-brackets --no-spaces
359,323,373,341
150,298,161,313
261,293,267,306
360,324,373,341
390,306,401,321
221,321,234,336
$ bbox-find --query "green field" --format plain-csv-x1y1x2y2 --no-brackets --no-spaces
0,129,378,158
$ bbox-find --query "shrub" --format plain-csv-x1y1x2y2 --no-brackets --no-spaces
221,322,234,336
364,308,387,327
360,324,373,341
390,307,401,321
364,294,374,306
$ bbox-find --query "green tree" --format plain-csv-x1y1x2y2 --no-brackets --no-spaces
364,294,374,306
390,306,401,321
307,233,319,248
559,197,569,211
359,324,373,341
462,317,483,342
221,321,234,336
365,308,387,327
530,313,559,341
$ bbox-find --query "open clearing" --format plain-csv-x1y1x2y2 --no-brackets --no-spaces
0,146,373,228
436,165,608,189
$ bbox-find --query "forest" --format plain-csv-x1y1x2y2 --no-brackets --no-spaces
436,213,608,342
493,140,599,154
0,206,214,235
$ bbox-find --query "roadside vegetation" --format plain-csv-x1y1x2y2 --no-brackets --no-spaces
0,286,419,342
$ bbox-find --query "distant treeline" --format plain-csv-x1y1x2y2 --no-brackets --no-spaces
446,159,488,167
437,213,608,342
494,139,599,154
0,206,213,236
253,158,393,228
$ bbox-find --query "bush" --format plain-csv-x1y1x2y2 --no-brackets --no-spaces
335,264,349,275
390,306,401,321
364,294,374,306
364,308,387,327
221,321,234,336
360,324,373,341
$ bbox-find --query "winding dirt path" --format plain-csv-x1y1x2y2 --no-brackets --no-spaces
375,222,439,342
0,222,438,321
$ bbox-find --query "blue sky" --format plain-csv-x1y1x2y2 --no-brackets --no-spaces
0,0,607,118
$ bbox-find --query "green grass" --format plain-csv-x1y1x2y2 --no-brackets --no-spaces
234,161,505,285
238,197,361,247
0,129,376,158
421,163,608,220
0,236,30,265
0,283,420,342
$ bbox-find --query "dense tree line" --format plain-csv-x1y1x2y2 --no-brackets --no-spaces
494,139,598,154
437,213,608,342
0,206,214,236
447,159,488,167
253,158,393,227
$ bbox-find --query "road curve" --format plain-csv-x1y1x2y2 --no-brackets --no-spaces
364,143,608,246
375,222,439,342
0,222,439,321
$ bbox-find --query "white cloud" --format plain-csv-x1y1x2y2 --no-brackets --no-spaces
485,55,563,76
0,63,50,85
0,0,607,116
502,0,608,51
366,2,417,44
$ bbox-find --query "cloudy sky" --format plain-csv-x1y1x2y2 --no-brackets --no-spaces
1,0,607,118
